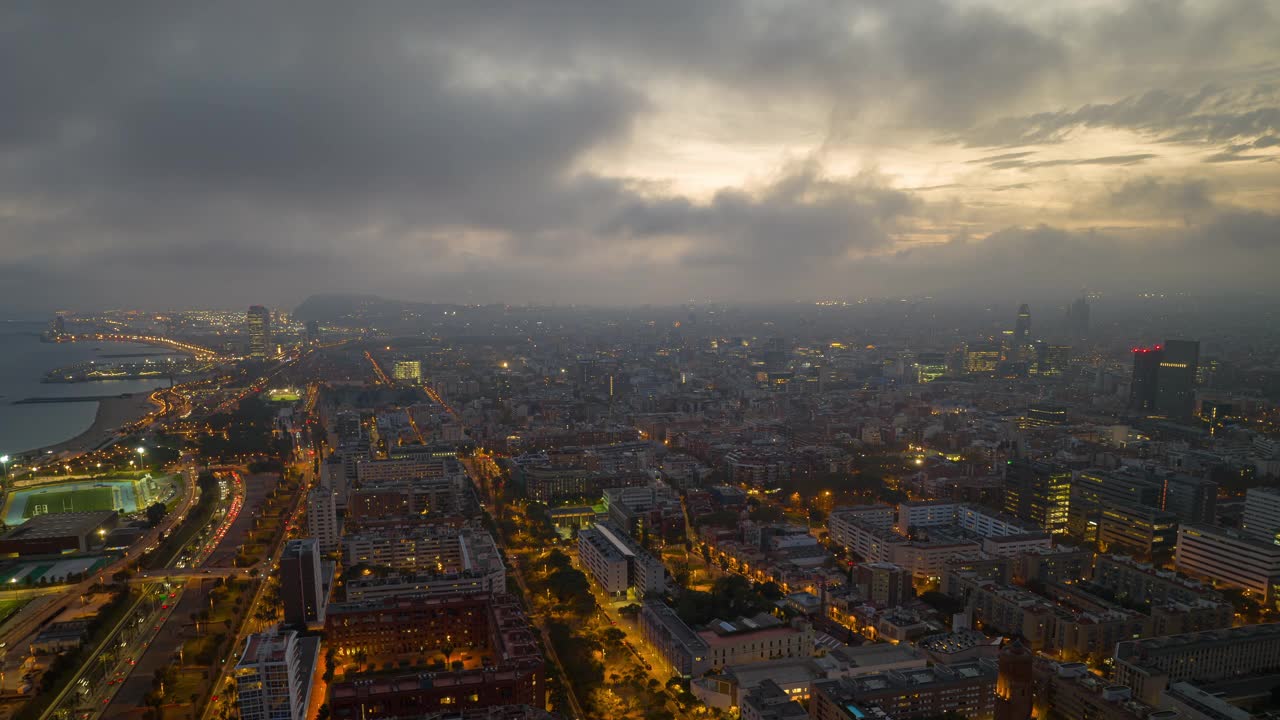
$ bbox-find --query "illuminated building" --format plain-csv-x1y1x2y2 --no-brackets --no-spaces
1004,461,1071,535
247,305,272,359
578,521,667,596
916,352,949,383
1012,303,1032,361
1032,342,1071,377
1096,504,1178,564
234,629,320,720
393,359,422,382
964,342,1001,375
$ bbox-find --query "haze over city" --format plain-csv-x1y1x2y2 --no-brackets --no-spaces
2,2,1279,312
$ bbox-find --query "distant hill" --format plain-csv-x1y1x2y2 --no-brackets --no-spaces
292,294,394,323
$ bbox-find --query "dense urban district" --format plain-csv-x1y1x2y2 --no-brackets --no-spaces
3,294,1280,720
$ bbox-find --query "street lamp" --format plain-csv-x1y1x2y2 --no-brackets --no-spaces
0,455,9,479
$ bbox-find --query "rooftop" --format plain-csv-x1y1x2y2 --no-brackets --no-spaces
1,510,117,541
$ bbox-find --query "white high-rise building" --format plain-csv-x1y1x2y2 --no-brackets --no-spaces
306,487,339,554
234,629,320,720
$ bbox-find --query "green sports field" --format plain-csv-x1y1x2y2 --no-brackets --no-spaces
20,486,121,518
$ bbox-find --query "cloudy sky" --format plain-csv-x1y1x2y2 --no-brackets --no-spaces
1,1,1278,312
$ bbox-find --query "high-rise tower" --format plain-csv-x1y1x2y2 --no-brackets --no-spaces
1130,346,1162,412
1014,303,1031,345
1155,339,1199,418
247,305,271,359
1066,295,1090,340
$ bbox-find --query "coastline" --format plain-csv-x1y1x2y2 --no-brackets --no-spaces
34,394,160,457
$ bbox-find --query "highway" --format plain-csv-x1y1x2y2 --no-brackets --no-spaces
37,471,243,719
39,583,182,719
198,435,317,720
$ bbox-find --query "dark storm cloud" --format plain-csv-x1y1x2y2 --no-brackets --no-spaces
602,163,919,267
0,1,1277,310
866,213,1280,299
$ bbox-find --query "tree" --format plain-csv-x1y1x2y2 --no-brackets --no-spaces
145,502,167,527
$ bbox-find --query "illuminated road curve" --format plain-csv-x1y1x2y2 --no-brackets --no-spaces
53,332,225,360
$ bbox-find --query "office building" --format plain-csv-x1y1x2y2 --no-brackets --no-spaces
280,539,329,627
1097,504,1178,565
810,661,998,720
1004,461,1071,535
1065,295,1090,339
1070,468,1215,540
1175,524,1280,602
234,629,320,720
1155,340,1199,418
1019,404,1068,429
578,521,666,596
1130,346,1162,412
1113,624,1280,705
247,305,272,359
393,360,422,383
916,352,949,383
1032,343,1071,377
1129,340,1200,418
304,319,319,345
965,342,1002,375
1242,486,1280,543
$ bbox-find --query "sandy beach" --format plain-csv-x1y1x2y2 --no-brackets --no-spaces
39,393,160,457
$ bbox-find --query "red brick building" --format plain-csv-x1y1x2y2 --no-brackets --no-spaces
327,593,544,719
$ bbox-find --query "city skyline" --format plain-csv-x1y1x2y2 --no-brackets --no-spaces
0,2,1278,311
